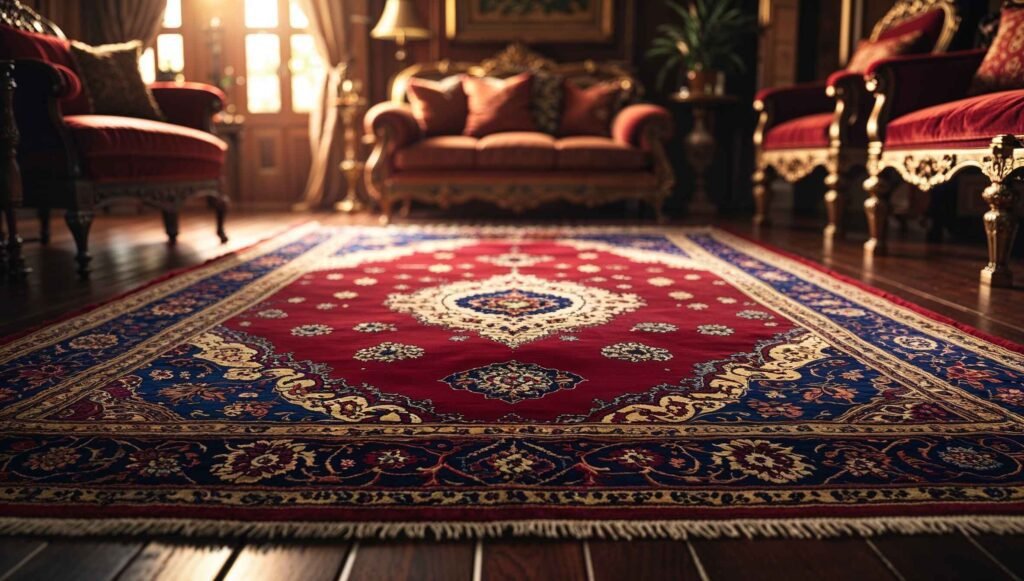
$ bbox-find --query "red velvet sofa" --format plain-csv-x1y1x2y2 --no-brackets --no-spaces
0,3,228,277
861,47,1024,287
363,45,675,222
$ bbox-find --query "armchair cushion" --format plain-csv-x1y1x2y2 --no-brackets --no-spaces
884,90,1024,150
763,113,833,150
0,24,89,114
476,132,555,169
407,75,467,136
462,73,537,137
149,82,226,131
612,104,673,151
394,136,477,171
970,5,1024,95
558,80,621,136
62,115,226,182
555,136,647,170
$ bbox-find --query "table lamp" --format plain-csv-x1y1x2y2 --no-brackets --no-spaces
371,0,431,63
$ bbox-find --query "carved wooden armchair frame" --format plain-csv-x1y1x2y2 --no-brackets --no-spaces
752,0,960,239
364,44,675,223
861,8,1023,288
0,0,228,277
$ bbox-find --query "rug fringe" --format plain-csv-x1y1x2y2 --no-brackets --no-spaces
2,516,1024,541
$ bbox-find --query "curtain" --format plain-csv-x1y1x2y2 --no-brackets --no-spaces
294,0,351,210
23,0,82,38
85,0,167,46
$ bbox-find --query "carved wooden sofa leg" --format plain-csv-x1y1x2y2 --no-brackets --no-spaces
980,177,1019,288
863,171,894,256
752,165,775,228
64,209,93,278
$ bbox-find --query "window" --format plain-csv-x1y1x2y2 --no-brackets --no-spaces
140,0,185,83
243,0,324,114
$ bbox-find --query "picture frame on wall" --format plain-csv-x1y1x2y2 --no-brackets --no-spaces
446,0,615,43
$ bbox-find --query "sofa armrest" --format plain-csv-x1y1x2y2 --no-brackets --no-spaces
754,82,832,125
865,50,986,136
10,58,79,181
612,104,673,151
149,81,226,132
364,102,420,151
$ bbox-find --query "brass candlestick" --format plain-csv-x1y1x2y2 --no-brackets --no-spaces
334,78,367,213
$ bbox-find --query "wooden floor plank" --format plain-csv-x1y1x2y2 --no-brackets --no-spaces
588,540,701,581
115,542,234,581
346,541,474,581
871,534,1015,581
972,535,1024,578
481,541,587,581
5,541,143,581
0,539,46,578
691,538,896,581
220,544,349,581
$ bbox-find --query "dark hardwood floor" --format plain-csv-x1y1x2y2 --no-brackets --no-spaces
1,208,1022,581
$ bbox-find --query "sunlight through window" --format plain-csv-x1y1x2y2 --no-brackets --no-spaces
290,34,323,113
246,33,282,113
162,0,182,28
245,0,279,28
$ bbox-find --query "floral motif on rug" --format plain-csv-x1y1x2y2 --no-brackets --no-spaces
1,224,1023,540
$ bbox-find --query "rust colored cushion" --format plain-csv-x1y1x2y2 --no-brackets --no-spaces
476,132,555,169
876,8,946,54
462,73,537,137
0,24,90,114
64,115,226,182
70,40,164,121
407,75,467,136
559,81,621,136
884,90,1024,150
556,137,647,170
762,113,832,150
970,6,1024,95
394,136,477,170
846,31,923,73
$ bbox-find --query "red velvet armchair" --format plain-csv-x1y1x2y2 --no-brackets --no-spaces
0,2,228,277
861,46,1023,287
363,45,675,223
753,0,960,238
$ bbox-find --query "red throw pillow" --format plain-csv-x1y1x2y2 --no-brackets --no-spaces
559,81,621,136
462,73,536,137
407,75,467,136
970,6,1024,95
876,8,946,54
845,31,922,73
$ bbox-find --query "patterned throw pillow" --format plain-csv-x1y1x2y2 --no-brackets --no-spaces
530,72,564,135
558,80,623,136
970,6,1024,95
845,31,922,73
70,40,164,121
462,73,537,137
406,75,467,136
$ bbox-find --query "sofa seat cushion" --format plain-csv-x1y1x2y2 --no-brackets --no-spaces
555,136,647,170
885,90,1024,150
64,115,227,182
763,113,832,150
389,171,659,189
476,132,556,169
394,136,477,170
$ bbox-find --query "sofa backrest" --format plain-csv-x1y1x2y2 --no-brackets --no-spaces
391,43,639,107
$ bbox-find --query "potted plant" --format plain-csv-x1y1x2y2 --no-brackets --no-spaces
646,0,754,96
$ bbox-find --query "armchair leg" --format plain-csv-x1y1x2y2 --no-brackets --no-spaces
162,210,179,245
824,170,847,240
2,203,25,278
64,210,94,278
38,207,50,244
212,196,229,243
379,195,394,225
650,197,667,225
863,174,893,256
980,179,1019,288
752,166,774,228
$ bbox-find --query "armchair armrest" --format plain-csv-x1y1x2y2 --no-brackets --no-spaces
363,102,421,151
754,82,832,126
865,50,986,141
149,81,226,132
612,104,673,151
10,58,79,181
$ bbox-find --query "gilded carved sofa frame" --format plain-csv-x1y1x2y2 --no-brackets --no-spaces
861,37,1022,287
364,44,675,223
752,0,960,238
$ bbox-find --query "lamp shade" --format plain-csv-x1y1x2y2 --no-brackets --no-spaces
371,0,432,41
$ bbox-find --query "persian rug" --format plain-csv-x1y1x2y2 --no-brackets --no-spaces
2,224,1023,540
